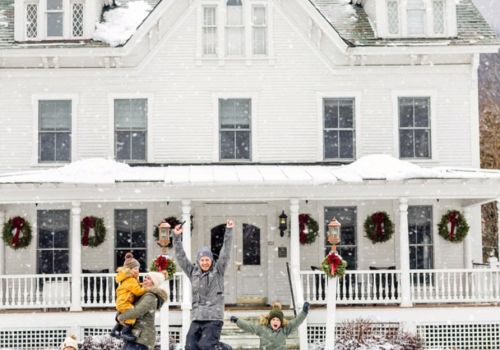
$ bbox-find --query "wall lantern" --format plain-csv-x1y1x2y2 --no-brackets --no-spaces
279,211,288,237
190,215,194,232
327,217,341,251
158,220,171,253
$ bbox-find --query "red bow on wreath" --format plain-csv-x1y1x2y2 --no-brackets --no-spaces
299,214,309,244
327,252,342,276
82,216,95,246
155,256,169,272
372,212,386,238
448,212,459,240
11,216,25,246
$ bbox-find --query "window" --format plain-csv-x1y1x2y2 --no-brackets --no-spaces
219,99,251,160
47,0,63,37
26,3,38,38
72,2,84,37
433,0,445,34
226,0,244,56
115,99,147,162
37,210,70,274
408,206,433,270
407,0,425,36
39,100,72,163
324,207,357,270
399,97,431,159
387,1,399,35
323,98,355,160
115,209,147,270
203,6,217,56
252,5,267,55
242,223,260,265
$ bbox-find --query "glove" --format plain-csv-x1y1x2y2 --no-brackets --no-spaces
302,302,310,314
230,316,238,324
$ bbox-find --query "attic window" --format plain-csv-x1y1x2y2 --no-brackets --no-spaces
72,3,84,37
387,1,399,35
385,0,447,37
407,0,425,36
47,0,64,37
26,4,38,38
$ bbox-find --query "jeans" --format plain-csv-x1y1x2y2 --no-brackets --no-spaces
185,320,232,350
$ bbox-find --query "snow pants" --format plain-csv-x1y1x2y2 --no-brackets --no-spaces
185,320,233,350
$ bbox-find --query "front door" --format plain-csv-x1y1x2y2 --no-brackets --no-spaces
203,216,268,304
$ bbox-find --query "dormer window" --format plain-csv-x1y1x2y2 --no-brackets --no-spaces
47,0,63,37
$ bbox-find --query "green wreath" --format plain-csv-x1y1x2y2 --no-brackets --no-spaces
364,211,395,244
149,255,177,281
2,217,32,250
81,216,106,248
321,251,347,279
299,214,320,244
438,210,469,243
153,216,180,248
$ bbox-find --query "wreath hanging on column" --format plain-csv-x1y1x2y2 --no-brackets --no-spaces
438,210,469,243
364,211,395,244
153,216,180,248
81,216,107,247
298,214,320,245
2,216,33,250
321,250,347,279
149,255,177,280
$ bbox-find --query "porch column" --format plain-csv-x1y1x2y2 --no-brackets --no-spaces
398,198,412,307
70,201,82,312
160,280,170,350
497,200,500,260
289,199,308,350
0,209,5,275
181,200,192,348
463,207,473,269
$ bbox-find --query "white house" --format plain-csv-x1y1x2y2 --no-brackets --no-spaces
1,0,500,349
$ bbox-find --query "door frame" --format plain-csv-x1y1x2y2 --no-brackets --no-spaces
195,203,277,304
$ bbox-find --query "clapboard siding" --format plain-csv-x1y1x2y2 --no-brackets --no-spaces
0,4,477,172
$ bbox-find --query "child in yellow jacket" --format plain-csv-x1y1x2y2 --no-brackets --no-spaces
111,252,146,342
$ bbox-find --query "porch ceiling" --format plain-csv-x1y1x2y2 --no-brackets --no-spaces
0,156,500,203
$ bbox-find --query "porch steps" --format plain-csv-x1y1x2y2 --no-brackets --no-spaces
220,317,299,349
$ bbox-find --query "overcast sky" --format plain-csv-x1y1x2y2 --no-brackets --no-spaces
471,0,500,36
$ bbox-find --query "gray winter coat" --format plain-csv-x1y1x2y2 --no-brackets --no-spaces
173,227,233,321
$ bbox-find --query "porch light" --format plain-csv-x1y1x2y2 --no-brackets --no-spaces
279,211,288,237
158,220,171,254
327,217,341,251
190,215,194,232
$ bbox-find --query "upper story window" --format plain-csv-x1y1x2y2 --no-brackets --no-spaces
219,98,251,161
399,97,431,159
115,99,147,162
226,0,244,56
385,0,446,37
252,5,267,55
203,6,218,55
39,100,72,163
323,98,355,160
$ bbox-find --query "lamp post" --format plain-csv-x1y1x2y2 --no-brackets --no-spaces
325,217,341,350
279,211,288,237
158,220,171,254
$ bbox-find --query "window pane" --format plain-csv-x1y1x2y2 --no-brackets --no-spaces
324,130,339,159
227,5,243,25
324,99,339,128
47,0,62,10
211,224,226,262
433,0,445,34
235,131,250,159
203,28,218,55
399,130,414,158
40,133,56,162
116,131,131,160
220,131,235,159
115,99,147,129
72,3,84,37
54,230,69,249
399,98,414,127
243,224,260,265
55,133,71,162
339,131,354,159
253,6,266,25
130,100,147,128
47,13,63,37
115,100,130,128
38,250,54,274
204,7,216,25
37,210,69,274
131,131,146,160
26,4,38,38
53,250,69,273
338,99,354,128
40,101,71,131
253,28,267,55
414,129,430,158
414,98,429,127
220,99,250,129
407,9,425,35
387,1,399,34
226,27,244,56
408,206,433,270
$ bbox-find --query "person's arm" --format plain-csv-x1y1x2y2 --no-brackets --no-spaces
128,279,147,297
216,222,234,274
283,311,307,336
236,318,263,336
117,293,156,322
173,232,194,277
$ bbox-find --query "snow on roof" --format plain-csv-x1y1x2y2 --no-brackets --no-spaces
1,155,500,186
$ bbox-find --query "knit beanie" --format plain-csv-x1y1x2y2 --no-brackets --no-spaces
148,271,167,288
197,246,214,262
268,302,284,325
123,252,140,269
61,334,78,349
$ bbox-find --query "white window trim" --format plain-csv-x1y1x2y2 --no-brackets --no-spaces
316,91,362,162
31,94,79,167
107,93,155,163
391,90,438,162
196,0,274,66
212,92,259,162
70,0,85,39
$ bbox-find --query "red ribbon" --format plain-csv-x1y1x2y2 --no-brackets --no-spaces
155,256,169,272
372,212,386,238
82,216,95,246
11,217,25,246
327,251,342,276
448,212,459,239
298,214,309,244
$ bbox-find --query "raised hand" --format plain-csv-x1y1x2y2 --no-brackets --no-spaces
302,301,310,314
174,225,184,235
226,220,234,228
230,316,238,323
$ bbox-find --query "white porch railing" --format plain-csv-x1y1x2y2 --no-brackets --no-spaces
0,274,72,309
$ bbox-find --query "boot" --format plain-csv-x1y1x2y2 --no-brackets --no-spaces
120,324,137,342
110,322,122,339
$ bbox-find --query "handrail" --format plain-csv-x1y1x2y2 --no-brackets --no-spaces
286,262,297,317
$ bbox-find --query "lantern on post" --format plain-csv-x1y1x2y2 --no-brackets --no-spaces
279,211,288,237
157,220,171,254
327,217,341,251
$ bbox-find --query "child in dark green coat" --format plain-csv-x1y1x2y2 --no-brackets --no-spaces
230,302,309,350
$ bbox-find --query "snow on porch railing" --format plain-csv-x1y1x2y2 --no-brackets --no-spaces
0,274,72,310
301,270,401,305
410,269,500,303
81,272,184,308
